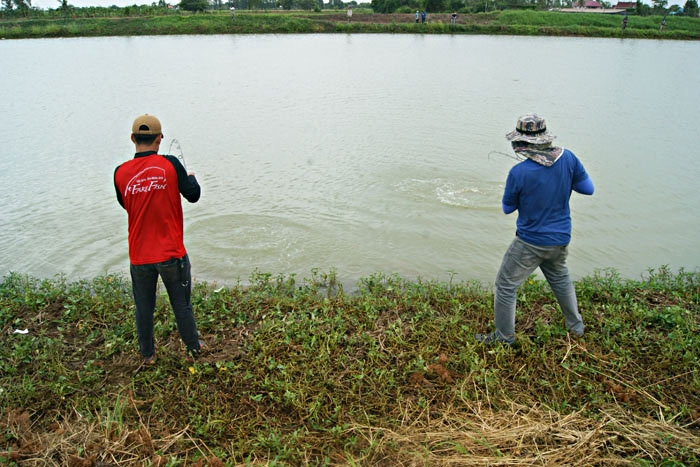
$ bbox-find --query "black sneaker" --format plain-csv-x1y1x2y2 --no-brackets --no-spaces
186,340,206,362
475,332,514,346
143,346,157,365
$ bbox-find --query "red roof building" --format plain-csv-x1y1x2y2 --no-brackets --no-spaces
615,1,637,8
584,0,604,7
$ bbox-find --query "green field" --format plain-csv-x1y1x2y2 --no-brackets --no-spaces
1,267,698,464
1,10,699,40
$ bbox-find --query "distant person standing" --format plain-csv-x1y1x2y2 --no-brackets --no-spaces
114,114,204,364
230,5,235,19
451,10,457,25
660,16,666,32
475,114,594,346
416,9,420,23
421,10,426,23
622,15,628,31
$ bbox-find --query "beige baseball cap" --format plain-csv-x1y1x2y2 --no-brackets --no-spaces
132,114,162,135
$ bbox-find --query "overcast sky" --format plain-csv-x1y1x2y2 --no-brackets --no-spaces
27,0,683,10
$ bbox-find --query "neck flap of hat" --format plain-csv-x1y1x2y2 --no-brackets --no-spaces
513,146,563,167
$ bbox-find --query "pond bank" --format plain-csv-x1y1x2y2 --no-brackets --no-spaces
2,10,699,40
1,268,698,463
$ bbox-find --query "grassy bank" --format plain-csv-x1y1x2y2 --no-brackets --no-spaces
1,10,700,40
1,267,699,464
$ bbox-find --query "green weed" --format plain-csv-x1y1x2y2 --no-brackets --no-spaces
0,269,698,463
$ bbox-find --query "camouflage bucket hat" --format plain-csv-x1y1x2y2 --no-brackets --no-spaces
505,114,555,145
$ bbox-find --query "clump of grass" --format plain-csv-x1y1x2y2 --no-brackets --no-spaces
1,267,698,464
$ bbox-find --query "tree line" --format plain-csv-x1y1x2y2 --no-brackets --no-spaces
371,0,698,14
0,0,365,15
180,0,363,11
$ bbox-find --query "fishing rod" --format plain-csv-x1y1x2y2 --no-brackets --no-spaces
168,138,188,171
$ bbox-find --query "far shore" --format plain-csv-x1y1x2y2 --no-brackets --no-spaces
2,10,699,40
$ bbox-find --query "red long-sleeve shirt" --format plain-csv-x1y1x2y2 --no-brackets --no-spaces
114,151,200,265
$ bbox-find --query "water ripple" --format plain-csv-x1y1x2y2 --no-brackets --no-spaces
393,178,502,209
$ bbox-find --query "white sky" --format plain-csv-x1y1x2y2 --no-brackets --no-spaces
26,0,682,10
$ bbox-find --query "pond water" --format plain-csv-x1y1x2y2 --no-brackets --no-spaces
1,33,699,286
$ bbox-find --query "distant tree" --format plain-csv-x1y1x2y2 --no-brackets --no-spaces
298,0,317,8
651,0,667,14
12,0,31,14
635,0,651,15
424,0,445,11
277,0,292,7
462,0,484,12
371,0,397,12
179,0,209,10
683,0,698,16
2,0,13,9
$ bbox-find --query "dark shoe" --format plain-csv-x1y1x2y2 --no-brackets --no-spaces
185,340,206,362
143,347,157,365
475,332,514,346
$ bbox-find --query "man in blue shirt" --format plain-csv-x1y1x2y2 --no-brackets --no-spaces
476,114,594,345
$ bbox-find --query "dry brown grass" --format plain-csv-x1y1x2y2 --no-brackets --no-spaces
6,398,698,465
345,399,700,466
1,404,228,466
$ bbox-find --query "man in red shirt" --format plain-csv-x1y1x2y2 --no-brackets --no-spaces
114,114,203,364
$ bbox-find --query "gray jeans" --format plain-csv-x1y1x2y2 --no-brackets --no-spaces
493,237,584,343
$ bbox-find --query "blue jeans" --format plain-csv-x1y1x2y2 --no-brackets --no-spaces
130,254,200,358
493,237,584,343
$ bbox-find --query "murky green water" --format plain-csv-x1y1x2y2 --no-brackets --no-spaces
1,34,699,285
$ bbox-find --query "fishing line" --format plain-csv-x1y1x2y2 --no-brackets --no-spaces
488,150,523,162
168,138,187,171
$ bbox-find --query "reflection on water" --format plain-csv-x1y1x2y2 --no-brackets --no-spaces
1,34,699,285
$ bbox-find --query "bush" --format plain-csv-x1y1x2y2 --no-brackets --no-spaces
179,0,209,12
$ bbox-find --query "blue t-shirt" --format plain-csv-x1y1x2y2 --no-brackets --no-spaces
502,149,589,246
